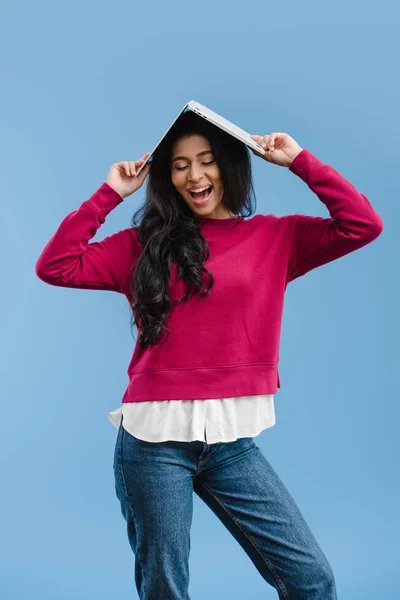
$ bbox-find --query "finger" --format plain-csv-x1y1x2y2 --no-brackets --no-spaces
270,133,283,150
140,163,151,178
251,134,265,146
129,161,136,177
134,161,151,179
123,161,131,176
135,156,148,167
261,135,272,150
269,134,275,151
262,134,275,152
251,135,268,150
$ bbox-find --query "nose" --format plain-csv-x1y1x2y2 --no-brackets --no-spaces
188,163,206,181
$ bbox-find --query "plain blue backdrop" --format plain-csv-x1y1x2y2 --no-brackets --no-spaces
1,1,398,598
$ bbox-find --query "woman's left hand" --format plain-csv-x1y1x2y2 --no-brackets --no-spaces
250,133,304,168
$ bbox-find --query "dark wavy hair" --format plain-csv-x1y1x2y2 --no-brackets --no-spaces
128,109,257,349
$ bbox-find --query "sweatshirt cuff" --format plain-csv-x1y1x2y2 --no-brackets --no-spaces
288,147,311,171
288,148,328,183
85,182,125,215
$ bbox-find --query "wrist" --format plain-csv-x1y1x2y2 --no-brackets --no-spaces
288,147,304,167
106,182,125,199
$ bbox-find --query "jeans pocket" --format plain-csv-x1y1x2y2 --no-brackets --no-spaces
113,419,123,472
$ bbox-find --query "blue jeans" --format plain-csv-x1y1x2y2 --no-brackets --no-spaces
113,420,337,599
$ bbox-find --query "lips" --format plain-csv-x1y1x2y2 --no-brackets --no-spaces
188,185,212,194
190,187,213,204
188,185,213,198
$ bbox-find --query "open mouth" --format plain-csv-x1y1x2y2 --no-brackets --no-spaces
189,186,213,203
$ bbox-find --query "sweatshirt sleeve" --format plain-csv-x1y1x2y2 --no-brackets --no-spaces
35,182,139,294
286,149,384,282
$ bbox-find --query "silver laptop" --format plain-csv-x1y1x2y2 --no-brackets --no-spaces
134,100,265,178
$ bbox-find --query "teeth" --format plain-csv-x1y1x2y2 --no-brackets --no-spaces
189,185,210,193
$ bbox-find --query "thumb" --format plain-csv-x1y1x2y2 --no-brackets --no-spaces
135,160,151,181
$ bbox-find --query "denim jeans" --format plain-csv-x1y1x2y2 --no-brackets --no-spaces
113,420,337,600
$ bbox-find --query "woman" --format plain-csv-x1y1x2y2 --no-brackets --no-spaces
35,110,383,599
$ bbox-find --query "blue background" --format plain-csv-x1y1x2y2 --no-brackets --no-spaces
1,1,398,598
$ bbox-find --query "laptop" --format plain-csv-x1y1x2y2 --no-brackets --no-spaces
134,100,266,179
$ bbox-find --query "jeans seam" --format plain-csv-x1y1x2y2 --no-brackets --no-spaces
118,425,147,599
198,444,220,466
198,481,289,600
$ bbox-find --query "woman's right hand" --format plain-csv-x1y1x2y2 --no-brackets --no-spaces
106,152,152,198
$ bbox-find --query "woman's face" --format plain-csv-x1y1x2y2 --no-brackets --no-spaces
170,134,235,219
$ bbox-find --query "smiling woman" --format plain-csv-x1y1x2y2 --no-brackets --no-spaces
170,134,235,217
35,97,383,598
128,109,257,350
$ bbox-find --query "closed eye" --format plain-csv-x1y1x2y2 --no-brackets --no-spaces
175,160,215,171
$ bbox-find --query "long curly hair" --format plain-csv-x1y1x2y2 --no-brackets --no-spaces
128,109,257,349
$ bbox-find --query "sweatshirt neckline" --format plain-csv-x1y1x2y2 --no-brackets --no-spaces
197,216,242,225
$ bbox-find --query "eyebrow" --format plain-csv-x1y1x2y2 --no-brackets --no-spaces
171,150,213,164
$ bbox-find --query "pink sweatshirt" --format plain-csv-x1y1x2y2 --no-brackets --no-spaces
35,149,383,403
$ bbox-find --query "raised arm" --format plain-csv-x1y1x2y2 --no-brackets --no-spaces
35,153,152,293
35,182,135,293
250,133,383,282
286,149,383,282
